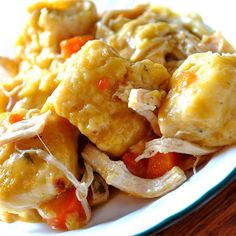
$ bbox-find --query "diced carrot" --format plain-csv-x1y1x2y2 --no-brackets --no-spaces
8,113,23,124
60,35,93,58
123,151,184,179
175,71,197,93
39,188,86,230
146,152,181,178
97,78,110,91
122,152,148,178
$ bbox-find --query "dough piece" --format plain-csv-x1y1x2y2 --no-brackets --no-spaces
159,52,236,147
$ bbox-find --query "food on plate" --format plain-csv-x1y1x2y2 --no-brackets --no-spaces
1,0,97,111
82,143,186,198
158,52,236,147
96,4,234,73
44,40,169,156
0,111,79,210
17,0,97,64
0,0,235,231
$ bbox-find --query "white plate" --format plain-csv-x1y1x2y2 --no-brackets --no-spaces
0,1,236,235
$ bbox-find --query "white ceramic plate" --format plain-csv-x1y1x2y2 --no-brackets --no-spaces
0,1,236,235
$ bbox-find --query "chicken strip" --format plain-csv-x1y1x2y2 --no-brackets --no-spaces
96,5,234,73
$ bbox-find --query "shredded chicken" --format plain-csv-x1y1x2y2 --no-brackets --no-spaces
136,137,218,161
200,32,235,53
0,1,234,230
17,148,93,224
128,89,165,111
82,144,186,198
128,88,165,135
0,111,51,146
89,173,109,206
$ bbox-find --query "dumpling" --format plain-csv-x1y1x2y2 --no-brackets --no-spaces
17,0,97,66
45,40,169,156
0,0,98,112
0,111,79,212
158,52,236,147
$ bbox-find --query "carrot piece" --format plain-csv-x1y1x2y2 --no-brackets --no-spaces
60,35,93,58
146,152,181,178
8,113,23,124
123,151,184,179
122,152,148,178
39,188,86,230
97,78,110,91
175,71,197,93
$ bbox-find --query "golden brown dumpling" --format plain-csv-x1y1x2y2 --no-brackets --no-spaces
0,1,98,113
0,112,79,211
17,0,97,66
45,40,169,156
158,52,236,147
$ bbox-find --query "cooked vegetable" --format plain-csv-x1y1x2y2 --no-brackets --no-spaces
0,0,234,231
16,148,93,223
123,144,203,179
123,151,183,178
18,0,97,63
39,188,87,230
146,152,181,178
39,172,109,230
1,0,98,112
122,152,148,178
8,112,24,124
60,35,94,58
97,78,111,91
82,144,186,198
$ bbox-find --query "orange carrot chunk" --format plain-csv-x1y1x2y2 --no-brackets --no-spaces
122,152,148,178
8,113,24,124
123,151,182,179
97,78,110,91
175,71,197,93
146,152,181,178
39,188,86,230
60,35,93,58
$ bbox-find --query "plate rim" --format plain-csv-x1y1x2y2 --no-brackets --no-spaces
136,167,236,236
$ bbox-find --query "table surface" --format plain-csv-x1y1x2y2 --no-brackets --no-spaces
159,179,236,235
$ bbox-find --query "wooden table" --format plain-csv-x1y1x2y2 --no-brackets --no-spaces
158,179,236,235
